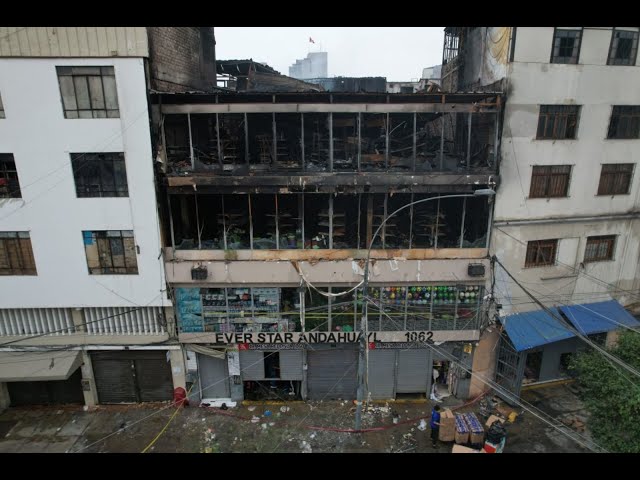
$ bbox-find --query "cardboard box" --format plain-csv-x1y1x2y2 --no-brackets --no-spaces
452,444,481,453
485,415,505,429
439,409,455,442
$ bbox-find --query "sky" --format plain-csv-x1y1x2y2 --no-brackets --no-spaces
215,27,445,81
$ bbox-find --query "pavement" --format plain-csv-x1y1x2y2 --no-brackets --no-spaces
0,383,595,453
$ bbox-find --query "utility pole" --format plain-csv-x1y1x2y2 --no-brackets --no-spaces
353,190,495,430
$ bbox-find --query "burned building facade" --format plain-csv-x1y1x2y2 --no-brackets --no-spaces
152,91,502,403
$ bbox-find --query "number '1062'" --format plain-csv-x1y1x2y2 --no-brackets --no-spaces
404,331,434,342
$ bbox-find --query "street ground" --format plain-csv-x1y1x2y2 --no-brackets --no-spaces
0,382,596,453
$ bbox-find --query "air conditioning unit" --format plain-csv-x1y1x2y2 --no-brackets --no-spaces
191,265,208,280
468,263,485,277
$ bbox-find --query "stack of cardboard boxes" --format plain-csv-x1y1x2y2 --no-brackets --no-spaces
439,409,455,441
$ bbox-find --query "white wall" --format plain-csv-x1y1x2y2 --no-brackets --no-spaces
492,27,640,310
0,58,168,309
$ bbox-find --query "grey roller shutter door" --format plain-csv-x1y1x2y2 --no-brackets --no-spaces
8,369,84,406
307,346,358,400
240,350,265,381
135,353,173,402
367,349,396,400
197,354,230,398
92,351,173,403
396,349,429,393
279,350,303,380
92,354,137,403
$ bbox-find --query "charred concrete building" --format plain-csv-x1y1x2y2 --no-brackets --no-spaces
151,90,503,403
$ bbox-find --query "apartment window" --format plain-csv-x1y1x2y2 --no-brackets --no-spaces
0,92,5,118
83,230,138,275
0,154,21,198
56,66,119,119
525,239,558,267
529,165,572,198
584,235,616,263
597,163,634,195
551,28,582,64
607,106,640,139
537,105,580,139
607,28,639,66
0,232,36,275
72,153,128,197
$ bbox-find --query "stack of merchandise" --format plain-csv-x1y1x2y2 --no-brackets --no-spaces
463,412,485,445
454,413,470,444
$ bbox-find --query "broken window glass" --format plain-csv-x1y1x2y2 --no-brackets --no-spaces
190,114,221,170
411,194,442,248
219,113,246,169
468,112,497,169
388,113,416,171
275,113,303,171
386,193,413,249
164,114,190,172
247,113,273,170
196,195,225,249
303,113,330,171
360,113,387,171
332,113,358,171
0,154,21,198
462,196,490,248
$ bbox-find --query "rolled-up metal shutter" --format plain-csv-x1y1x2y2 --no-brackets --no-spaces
396,349,429,393
239,350,265,380
279,350,303,380
197,353,230,398
307,346,357,400
367,349,396,400
91,353,137,403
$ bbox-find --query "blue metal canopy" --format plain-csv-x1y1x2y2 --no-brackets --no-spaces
559,300,640,335
502,308,575,352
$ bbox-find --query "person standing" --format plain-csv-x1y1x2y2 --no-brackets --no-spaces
430,405,441,448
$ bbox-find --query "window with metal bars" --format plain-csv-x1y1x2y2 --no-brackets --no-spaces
607,106,640,139
597,163,634,195
56,66,119,119
71,153,128,197
525,239,558,267
529,165,572,198
551,28,582,64
0,154,21,198
584,235,616,262
608,28,639,66
83,230,138,275
0,232,37,275
536,105,580,139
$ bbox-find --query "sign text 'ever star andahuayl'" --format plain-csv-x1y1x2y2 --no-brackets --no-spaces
210,331,435,345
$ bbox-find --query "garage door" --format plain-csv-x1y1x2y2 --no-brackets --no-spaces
367,350,396,400
307,346,357,400
8,369,84,406
92,351,173,404
198,354,230,398
396,349,429,393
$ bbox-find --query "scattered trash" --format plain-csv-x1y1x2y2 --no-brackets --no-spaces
417,419,427,431
264,410,272,417
251,416,260,423
300,441,312,453
83,406,89,411
261,423,268,430
201,398,237,408
56,427,62,432
202,418,206,422
310,432,317,439
269,422,275,427
248,406,256,412
280,406,290,413
56,410,63,415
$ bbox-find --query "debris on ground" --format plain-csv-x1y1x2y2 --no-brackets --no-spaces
247,406,256,412
280,406,290,413
251,416,260,424
300,440,312,453
417,419,427,431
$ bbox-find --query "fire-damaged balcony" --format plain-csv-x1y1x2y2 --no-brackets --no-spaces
152,92,502,184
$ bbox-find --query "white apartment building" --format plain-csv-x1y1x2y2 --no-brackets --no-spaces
442,27,640,395
0,27,216,409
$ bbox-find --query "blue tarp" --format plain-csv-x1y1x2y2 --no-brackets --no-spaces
502,308,575,352
559,300,640,335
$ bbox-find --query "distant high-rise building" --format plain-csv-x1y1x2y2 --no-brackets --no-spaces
289,52,328,79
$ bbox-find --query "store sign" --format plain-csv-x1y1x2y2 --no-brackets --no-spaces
210,331,437,345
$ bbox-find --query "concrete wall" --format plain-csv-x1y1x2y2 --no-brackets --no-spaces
0,27,148,58
147,27,216,92
164,257,490,287
460,27,510,90
468,326,501,397
0,57,168,309
530,337,579,382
